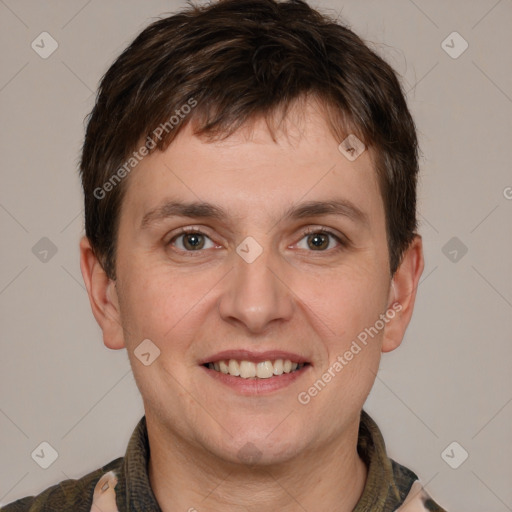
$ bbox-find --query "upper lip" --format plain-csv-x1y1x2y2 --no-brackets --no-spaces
199,350,310,365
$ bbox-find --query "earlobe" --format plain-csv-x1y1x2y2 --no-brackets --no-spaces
79,236,126,350
381,235,425,353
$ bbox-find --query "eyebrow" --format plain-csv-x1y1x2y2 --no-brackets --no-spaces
140,198,370,229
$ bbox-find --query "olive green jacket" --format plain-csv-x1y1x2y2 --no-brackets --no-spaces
1,410,447,511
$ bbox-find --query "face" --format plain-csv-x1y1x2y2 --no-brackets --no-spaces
85,100,418,466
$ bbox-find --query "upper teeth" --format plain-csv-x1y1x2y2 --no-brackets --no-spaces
208,359,305,379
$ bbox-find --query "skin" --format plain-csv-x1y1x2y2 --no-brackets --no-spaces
80,99,424,512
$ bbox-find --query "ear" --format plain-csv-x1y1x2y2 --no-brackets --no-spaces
381,234,424,353
79,236,126,350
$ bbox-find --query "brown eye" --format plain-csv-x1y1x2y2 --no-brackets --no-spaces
307,232,330,250
182,233,205,250
169,230,215,251
296,229,344,252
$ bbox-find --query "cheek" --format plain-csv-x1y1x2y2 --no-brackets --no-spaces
116,257,228,358
301,263,389,339
324,269,389,387
305,273,386,409
301,264,389,401
116,260,193,345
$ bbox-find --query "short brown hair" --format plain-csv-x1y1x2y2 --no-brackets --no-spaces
80,0,419,279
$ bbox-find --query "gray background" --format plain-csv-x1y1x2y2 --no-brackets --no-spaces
0,0,511,510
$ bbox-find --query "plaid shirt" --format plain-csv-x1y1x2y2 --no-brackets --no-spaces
1,410,447,511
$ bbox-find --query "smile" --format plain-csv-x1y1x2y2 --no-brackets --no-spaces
204,359,308,379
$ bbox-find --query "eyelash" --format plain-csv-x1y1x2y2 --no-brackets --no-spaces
167,226,347,254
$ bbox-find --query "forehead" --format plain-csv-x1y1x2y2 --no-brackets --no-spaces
121,101,384,230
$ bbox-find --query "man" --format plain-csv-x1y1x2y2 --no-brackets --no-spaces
2,0,447,510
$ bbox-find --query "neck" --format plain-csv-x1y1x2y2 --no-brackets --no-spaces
147,413,368,512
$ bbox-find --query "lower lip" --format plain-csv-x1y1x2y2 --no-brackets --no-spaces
201,364,311,394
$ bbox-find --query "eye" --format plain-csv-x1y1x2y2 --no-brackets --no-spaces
295,228,345,251
168,228,217,251
167,227,347,254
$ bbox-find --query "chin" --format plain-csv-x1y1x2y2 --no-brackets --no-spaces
206,426,306,467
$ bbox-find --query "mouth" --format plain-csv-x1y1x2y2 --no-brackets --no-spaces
202,359,311,379
199,350,312,393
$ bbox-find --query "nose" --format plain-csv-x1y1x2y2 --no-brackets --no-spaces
217,243,294,334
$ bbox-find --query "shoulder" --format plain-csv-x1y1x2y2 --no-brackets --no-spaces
0,457,123,512
390,459,448,512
